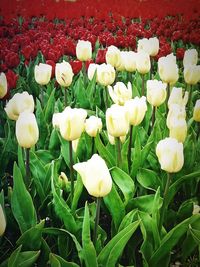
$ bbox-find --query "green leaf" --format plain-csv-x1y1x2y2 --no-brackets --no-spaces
17,146,26,179
110,167,135,206
8,245,22,267
51,161,78,233
11,163,37,233
98,221,140,267
44,88,55,122
130,131,141,178
82,203,98,267
95,133,115,168
71,175,83,213
190,228,200,245
149,214,200,267
118,209,138,232
49,253,79,267
17,251,40,267
137,168,161,191
103,184,125,231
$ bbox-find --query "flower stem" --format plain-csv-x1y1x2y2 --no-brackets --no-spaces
64,87,67,107
93,197,101,246
82,61,87,87
91,137,95,156
105,87,109,110
152,106,156,129
159,172,171,232
150,57,154,80
166,83,170,104
40,85,44,106
187,84,192,116
69,141,74,204
25,148,30,187
141,74,145,96
128,125,133,171
115,137,122,168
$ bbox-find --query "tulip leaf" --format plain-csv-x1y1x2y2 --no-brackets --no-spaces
44,88,55,122
71,174,83,214
118,209,138,232
95,133,115,168
8,245,22,267
49,253,80,267
110,167,135,206
16,251,40,267
130,131,141,178
82,202,98,267
74,76,90,108
17,145,26,180
190,228,200,245
51,161,78,234
137,168,161,191
97,220,140,267
149,214,200,267
36,99,48,148
11,163,37,233
103,183,125,231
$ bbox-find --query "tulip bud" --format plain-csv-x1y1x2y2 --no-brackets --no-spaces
106,45,121,68
0,72,8,99
193,99,200,122
5,91,34,121
168,87,188,109
184,65,200,85
58,106,87,141
169,117,187,143
58,172,69,190
76,40,92,61
158,54,179,85
0,204,6,236
193,204,200,215
137,37,159,57
73,154,112,197
108,82,132,106
136,51,151,74
122,51,137,72
87,63,98,81
85,116,102,137
55,61,74,87
146,80,167,107
183,49,198,67
167,104,186,128
156,137,184,173
125,96,147,126
106,104,129,137
16,112,39,148
34,63,52,85
97,63,115,86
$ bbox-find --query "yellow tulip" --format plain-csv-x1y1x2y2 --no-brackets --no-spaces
184,65,200,85
136,51,151,74
146,79,167,107
169,117,187,143
76,40,92,61
168,87,188,109
34,63,52,85
106,45,121,68
97,63,115,86
85,116,102,137
193,100,200,122
108,81,132,105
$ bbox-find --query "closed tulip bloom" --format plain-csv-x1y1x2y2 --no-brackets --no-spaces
138,37,159,57
122,51,137,72
169,117,187,143
136,51,151,74
87,63,99,81
0,72,8,99
59,106,87,141
183,49,198,67
0,205,6,236
106,104,129,137
193,99,200,122
97,63,115,86
52,112,62,128
73,154,112,197
85,116,102,137
16,112,39,148
106,45,121,68
167,104,186,128
5,92,34,121
55,61,74,87
147,80,167,107
108,82,132,105
76,40,92,61
125,96,147,126
168,87,188,109
156,137,184,173
184,65,200,85
115,51,126,71
158,54,179,85
34,63,52,85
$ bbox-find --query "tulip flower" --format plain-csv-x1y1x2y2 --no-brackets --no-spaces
108,81,132,105
136,51,151,75
146,80,167,107
0,72,8,99
183,49,198,67
5,92,34,121
193,99,200,122
137,37,159,57
16,111,39,149
97,63,115,87
168,87,188,109
122,51,137,72
167,104,186,129
85,116,102,137
168,117,187,143
0,204,6,236
76,40,92,62
108,133,126,145
87,63,99,81
184,65,200,85
34,63,52,85
115,51,126,71
106,45,121,69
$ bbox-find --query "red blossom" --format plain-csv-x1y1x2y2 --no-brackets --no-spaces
70,60,83,75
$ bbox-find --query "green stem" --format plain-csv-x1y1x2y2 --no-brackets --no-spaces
187,84,193,116
159,172,171,232
105,87,109,110
197,122,200,141
141,74,145,96
25,148,30,187
128,125,133,171
82,61,87,87
40,85,44,106
93,197,101,246
150,57,154,80
152,106,156,129
115,137,122,168
166,83,170,105
91,137,95,157
69,141,74,204
64,87,67,107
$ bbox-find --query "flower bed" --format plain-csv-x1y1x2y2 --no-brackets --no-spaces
0,1,200,267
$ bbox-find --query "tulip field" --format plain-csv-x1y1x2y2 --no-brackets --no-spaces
0,0,200,266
